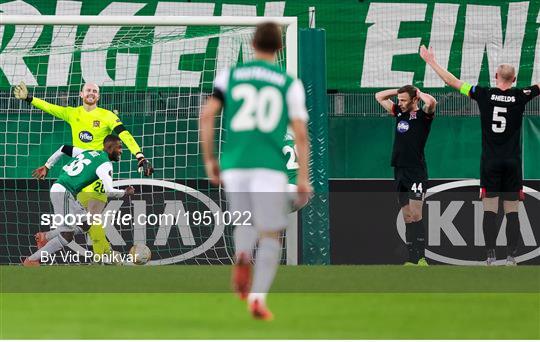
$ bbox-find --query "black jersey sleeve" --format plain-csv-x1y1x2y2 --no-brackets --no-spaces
468,85,486,101
424,110,434,120
518,85,540,104
391,104,399,116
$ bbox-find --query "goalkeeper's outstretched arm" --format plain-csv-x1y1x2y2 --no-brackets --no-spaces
14,81,70,121
32,145,85,179
110,120,153,176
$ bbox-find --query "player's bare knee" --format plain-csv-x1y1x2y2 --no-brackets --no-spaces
403,214,414,224
411,212,422,222
503,200,519,214
482,196,499,213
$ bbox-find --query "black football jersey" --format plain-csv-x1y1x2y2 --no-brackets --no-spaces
391,105,434,168
469,85,539,160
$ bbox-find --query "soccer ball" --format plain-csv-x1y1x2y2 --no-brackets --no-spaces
129,244,151,265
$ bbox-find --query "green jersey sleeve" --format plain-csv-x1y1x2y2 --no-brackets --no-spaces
31,97,73,123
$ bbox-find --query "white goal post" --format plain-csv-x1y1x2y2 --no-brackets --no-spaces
1,15,298,78
0,14,300,265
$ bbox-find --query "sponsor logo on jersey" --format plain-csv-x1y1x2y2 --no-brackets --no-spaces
79,131,94,142
410,112,417,120
523,89,532,95
490,94,516,102
396,180,540,265
397,121,409,133
93,120,100,128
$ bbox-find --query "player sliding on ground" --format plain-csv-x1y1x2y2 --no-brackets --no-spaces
24,135,134,266
375,85,437,266
200,22,311,320
420,45,540,266
13,82,152,257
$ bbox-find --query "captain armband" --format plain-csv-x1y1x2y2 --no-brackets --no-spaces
460,82,473,97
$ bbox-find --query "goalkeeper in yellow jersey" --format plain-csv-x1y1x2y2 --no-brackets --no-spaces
14,81,153,257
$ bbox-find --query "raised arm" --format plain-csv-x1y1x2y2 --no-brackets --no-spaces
32,145,85,179
13,81,70,122
95,162,132,199
420,45,464,91
375,89,398,114
417,90,437,114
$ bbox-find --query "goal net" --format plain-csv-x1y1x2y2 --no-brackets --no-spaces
0,15,298,265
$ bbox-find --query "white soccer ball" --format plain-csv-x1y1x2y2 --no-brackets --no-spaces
129,244,151,265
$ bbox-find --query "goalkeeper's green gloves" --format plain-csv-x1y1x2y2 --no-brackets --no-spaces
14,81,32,103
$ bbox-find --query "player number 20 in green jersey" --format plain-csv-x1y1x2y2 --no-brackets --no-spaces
231,85,283,132
217,60,308,172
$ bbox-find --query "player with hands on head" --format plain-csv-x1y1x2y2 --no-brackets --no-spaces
375,84,437,266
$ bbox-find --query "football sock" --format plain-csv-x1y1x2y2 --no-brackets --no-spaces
28,235,68,261
234,225,258,260
88,224,111,255
412,220,426,259
405,222,418,262
483,211,498,250
249,237,281,302
505,212,520,257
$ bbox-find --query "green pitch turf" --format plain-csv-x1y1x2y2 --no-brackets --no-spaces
1,265,539,339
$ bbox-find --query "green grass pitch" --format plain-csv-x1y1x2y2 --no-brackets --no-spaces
1,265,538,339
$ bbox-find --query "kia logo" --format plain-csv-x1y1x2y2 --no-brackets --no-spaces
68,179,224,265
396,180,539,265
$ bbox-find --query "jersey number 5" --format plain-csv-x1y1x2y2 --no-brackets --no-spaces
231,84,282,132
63,154,91,176
492,106,507,133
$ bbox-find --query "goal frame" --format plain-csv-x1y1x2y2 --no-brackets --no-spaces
1,14,299,265
1,15,298,79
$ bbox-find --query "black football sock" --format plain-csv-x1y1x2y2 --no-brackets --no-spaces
505,212,520,257
483,211,498,252
405,222,418,263
412,220,426,259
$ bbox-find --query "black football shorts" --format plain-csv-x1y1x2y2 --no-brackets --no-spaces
394,167,427,207
480,158,522,200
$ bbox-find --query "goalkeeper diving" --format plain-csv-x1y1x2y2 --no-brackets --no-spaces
24,135,134,266
14,82,153,256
